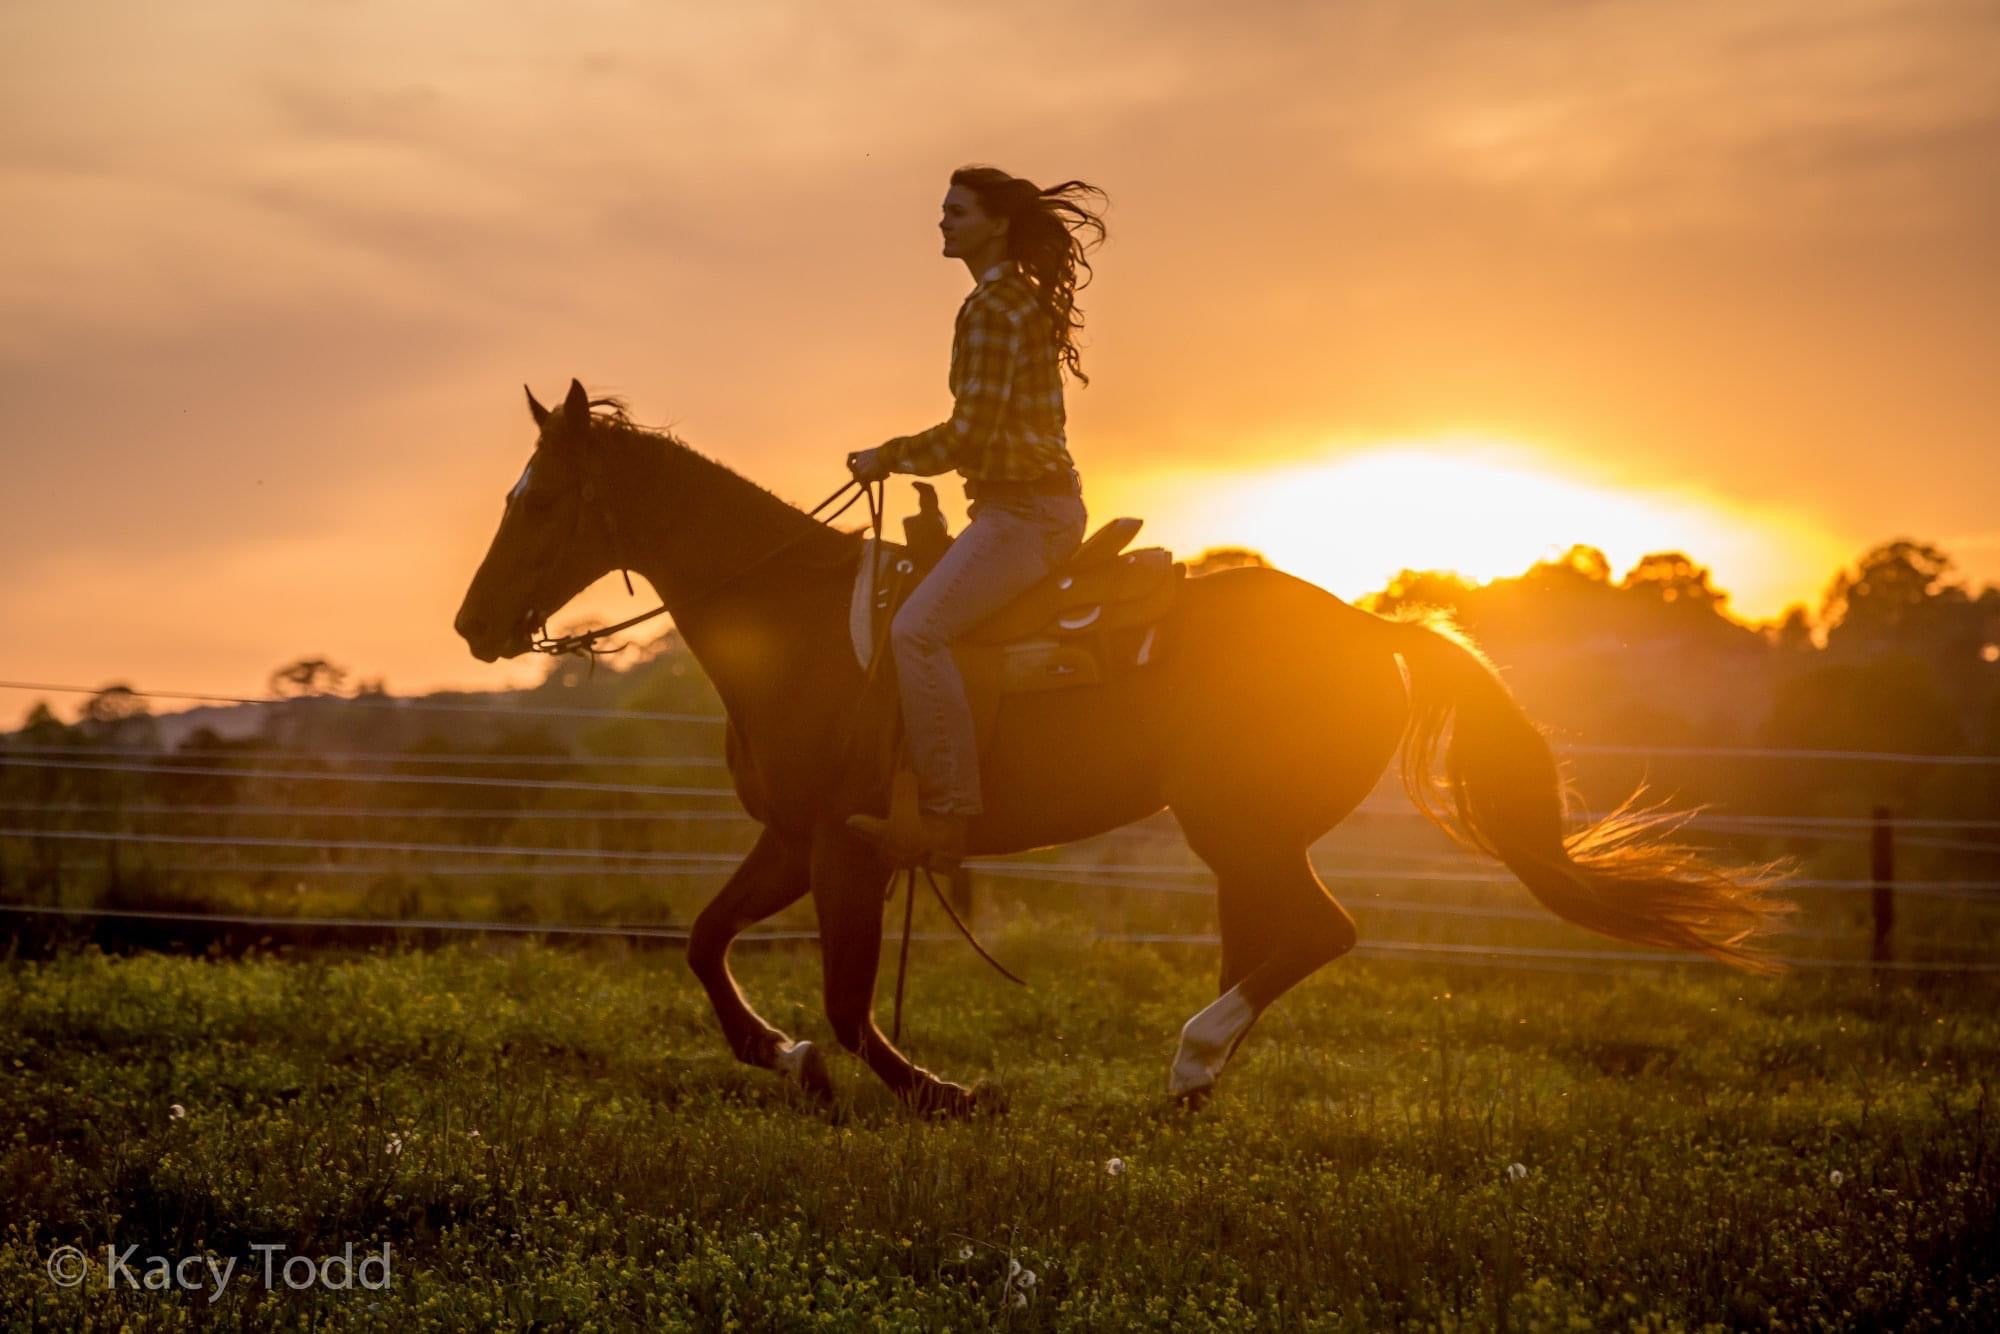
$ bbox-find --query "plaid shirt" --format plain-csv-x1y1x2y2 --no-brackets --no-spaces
880,262,1075,482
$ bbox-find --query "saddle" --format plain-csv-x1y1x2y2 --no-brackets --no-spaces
845,482,1185,834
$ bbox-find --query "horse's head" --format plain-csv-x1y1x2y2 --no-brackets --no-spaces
454,378,623,662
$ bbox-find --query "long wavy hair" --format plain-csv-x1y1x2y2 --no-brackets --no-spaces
951,165,1109,387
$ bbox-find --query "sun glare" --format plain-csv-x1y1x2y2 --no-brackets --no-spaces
1133,438,1836,620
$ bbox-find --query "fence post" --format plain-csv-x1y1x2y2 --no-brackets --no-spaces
1870,806,1894,966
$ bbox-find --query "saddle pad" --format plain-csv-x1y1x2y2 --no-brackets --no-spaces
850,536,908,670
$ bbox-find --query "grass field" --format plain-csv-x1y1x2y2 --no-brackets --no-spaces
3,920,1996,1330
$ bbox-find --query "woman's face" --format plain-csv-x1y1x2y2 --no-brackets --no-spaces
939,183,1005,259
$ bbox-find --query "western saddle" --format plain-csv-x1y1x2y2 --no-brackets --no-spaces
846,482,1186,847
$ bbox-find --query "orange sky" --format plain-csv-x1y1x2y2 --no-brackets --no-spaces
3,0,1997,719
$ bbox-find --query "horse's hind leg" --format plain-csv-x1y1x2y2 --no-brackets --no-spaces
686,827,830,1098
1169,829,1357,1100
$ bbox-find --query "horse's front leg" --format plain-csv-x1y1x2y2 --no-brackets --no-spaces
686,826,831,1100
809,821,991,1116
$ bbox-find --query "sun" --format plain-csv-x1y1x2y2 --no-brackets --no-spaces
1126,436,1839,620
1219,441,1709,592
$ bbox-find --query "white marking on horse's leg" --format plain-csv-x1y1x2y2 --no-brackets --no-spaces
1169,985,1258,1097
773,1039,823,1087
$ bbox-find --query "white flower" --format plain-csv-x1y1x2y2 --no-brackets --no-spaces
1104,1157,1125,1177
1829,1169,1844,1187
1506,1162,1528,1181
1011,1291,1028,1309
1019,1268,1037,1290
386,1136,403,1156
1008,1258,1021,1277
954,1243,974,1263
168,1104,186,1121
467,1129,480,1139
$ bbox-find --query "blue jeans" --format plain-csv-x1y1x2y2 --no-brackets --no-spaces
890,485,1088,815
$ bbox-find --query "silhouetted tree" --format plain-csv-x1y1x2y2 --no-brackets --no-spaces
1820,540,1971,651
1362,568,1475,617
1187,546,1268,578
1554,544,1612,583
1769,605,1816,654
268,657,350,698
1821,541,1996,714
1622,551,1725,611
81,685,147,726
15,701,71,746
79,684,158,747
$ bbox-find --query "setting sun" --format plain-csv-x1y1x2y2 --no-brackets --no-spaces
1129,437,1846,620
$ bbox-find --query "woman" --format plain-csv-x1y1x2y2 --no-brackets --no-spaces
845,165,1109,866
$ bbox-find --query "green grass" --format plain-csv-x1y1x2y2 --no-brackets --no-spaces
2,920,1996,1330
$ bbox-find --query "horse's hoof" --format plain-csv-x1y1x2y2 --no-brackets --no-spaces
966,1078,1009,1117
910,1079,974,1118
775,1040,834,1102
907,1076,1001,1119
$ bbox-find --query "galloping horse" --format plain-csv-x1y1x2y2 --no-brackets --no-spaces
454,380,1796,1116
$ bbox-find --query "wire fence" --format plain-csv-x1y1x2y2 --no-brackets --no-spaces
5,756,1998,841
2,901,1992,973
5,677,1999,974
6,824,1999,893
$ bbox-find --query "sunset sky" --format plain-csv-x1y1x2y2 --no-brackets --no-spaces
3,0,1996,721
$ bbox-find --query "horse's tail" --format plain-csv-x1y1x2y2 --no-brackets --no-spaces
1383,607,1798,974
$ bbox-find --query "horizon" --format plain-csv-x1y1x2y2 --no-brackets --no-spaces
4,523,1986,731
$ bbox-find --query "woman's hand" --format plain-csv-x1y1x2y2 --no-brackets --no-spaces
846,446,893,483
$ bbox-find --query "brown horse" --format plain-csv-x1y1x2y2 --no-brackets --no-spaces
455,380,1796,1116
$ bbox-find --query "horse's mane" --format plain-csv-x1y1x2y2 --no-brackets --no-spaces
586,395,866,575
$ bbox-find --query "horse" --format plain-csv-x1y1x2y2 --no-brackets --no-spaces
454,379,1797,1116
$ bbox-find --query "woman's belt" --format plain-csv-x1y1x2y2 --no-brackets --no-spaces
964,468,1080,501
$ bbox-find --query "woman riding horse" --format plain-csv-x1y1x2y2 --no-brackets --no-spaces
844,166,1108,868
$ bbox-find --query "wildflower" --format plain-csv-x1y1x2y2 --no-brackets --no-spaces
1011,1291,1028,1309
1019,1268,1037,1290
1507,1162,1528,1181
1829,1169,1843,1187
468,1129,481,1139
1104,1157,1125,1177
1009,1258,1021,1278
168,1104,186,1121
386,1136,403,1156
954,1243,974,1263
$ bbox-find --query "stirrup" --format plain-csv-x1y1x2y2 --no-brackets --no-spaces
846,767,965,870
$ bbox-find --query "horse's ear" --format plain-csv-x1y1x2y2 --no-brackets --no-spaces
525,384,550,429
563,378,591,438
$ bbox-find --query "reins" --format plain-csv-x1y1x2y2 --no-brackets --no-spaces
528,465,1025,1037
528,475,872,660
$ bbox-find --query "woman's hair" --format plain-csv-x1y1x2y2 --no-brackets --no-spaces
950,165,1109,387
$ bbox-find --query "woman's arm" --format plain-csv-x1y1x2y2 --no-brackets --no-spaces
880,301,1021,477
